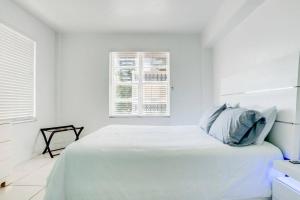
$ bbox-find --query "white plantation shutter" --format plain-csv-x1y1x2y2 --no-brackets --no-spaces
142,52,169,115
110,52,139,115
0,24,36,123
110,52,170,116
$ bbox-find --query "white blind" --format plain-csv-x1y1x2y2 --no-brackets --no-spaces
110,52,170,116
0,23,36,123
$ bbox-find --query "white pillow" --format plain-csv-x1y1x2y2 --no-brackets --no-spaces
243,105,277,145
225,102,240,108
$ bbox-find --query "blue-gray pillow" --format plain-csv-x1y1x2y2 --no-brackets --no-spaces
208,108,266,146
198,104,227,133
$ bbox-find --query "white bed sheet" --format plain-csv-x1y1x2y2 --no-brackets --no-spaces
45,125,283,200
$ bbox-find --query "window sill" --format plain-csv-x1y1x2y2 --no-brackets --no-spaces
0,118,37,126
109,115,170,118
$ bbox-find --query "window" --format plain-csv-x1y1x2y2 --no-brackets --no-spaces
0,23,36,123
109,52,170,117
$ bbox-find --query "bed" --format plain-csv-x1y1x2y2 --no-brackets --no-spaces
45,125,282,200
45,52,300,200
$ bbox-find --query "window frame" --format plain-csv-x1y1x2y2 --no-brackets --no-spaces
0,23,37,124
109,52,170,118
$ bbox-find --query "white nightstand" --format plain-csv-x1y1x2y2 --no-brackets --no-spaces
273,160,300,200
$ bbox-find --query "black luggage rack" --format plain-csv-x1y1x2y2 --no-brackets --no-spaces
40,125,84,158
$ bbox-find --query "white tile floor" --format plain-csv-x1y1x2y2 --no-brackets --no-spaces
0,155,56,200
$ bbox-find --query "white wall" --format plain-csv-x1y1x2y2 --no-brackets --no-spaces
212,0,300,102
57,34,207,134
202,0,265,46
0,0,57,164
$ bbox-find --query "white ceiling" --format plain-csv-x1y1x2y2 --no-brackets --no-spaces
13,0,223,33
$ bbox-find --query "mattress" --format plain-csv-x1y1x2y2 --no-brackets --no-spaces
45,125,283,200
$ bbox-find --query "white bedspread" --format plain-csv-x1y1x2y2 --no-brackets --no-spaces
45,125,283,200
